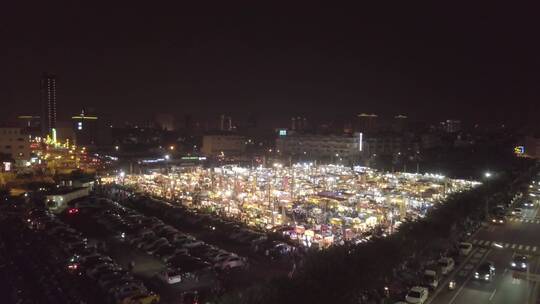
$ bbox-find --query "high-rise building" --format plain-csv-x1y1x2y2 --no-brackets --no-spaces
155,113,175,131
40,73,57,136
356,113,378,133
220,114,233,131
440,120,461,133
72,110,99,147
393,114,408,133
291,116,308,131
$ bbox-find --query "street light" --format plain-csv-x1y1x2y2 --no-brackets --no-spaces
164,154,170,160
484,171,493,220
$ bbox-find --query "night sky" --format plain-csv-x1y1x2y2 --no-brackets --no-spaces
1,3,538,127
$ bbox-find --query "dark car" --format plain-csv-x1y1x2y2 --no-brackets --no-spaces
523,201,535,208
510,255,528,271
474,262,495,281
491,215,506,225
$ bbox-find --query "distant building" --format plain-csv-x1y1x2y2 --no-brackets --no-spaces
421,133,443,149
220,114,233,131
183,114,194,131
40,73,57,136
17,115,41,138
155,113,175,131
441,120,461,133
356,113,378,133
72,110,98,147
393,114,408,133
291,116,308,131
0,127,31,166
276,132,362,162
55,122,76,144
524,136,540,159
362,135,403,157
202,134,246,156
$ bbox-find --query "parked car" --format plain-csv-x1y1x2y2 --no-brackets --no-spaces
175,238,204,249
147,242,171,255
459,242,473,256
215,256,246,271
438,257,455,275
511,208,523,217
422,269,439,290
87,262,116,278
120,292,160,304
212,252,237,263
142,238,169,252
157,268,182,284
109,282,147,298
161,251,190,263
405,286,428,304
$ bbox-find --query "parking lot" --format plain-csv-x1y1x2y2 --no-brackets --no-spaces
54,187,302,303
99,186,302,292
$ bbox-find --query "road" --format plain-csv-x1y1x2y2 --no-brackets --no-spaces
429,199,540,304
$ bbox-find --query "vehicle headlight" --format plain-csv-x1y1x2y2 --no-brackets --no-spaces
511,262,516,267
475,272,479,278
492,219,496,223
522,263,527,268
499,220,503,223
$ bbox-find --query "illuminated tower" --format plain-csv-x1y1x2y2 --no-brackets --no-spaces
40,73,57,137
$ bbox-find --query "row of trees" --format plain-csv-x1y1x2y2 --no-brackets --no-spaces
218,157,538,304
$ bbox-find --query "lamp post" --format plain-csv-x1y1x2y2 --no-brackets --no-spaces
164,154,170,175
484,171,492,220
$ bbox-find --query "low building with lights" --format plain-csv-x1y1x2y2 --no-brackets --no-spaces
45,187,91,213
201,134,246,156
276,132,363,163
0,127,31,167
275,131,405,164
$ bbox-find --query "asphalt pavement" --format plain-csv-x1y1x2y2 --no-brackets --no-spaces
429,200,540,304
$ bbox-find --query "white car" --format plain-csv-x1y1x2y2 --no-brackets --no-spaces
212,252,237,263
512,208,523,216
157,269,182,284
215,256,246,270
438,257,455,275
405,286,428,304
459,242,473,256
